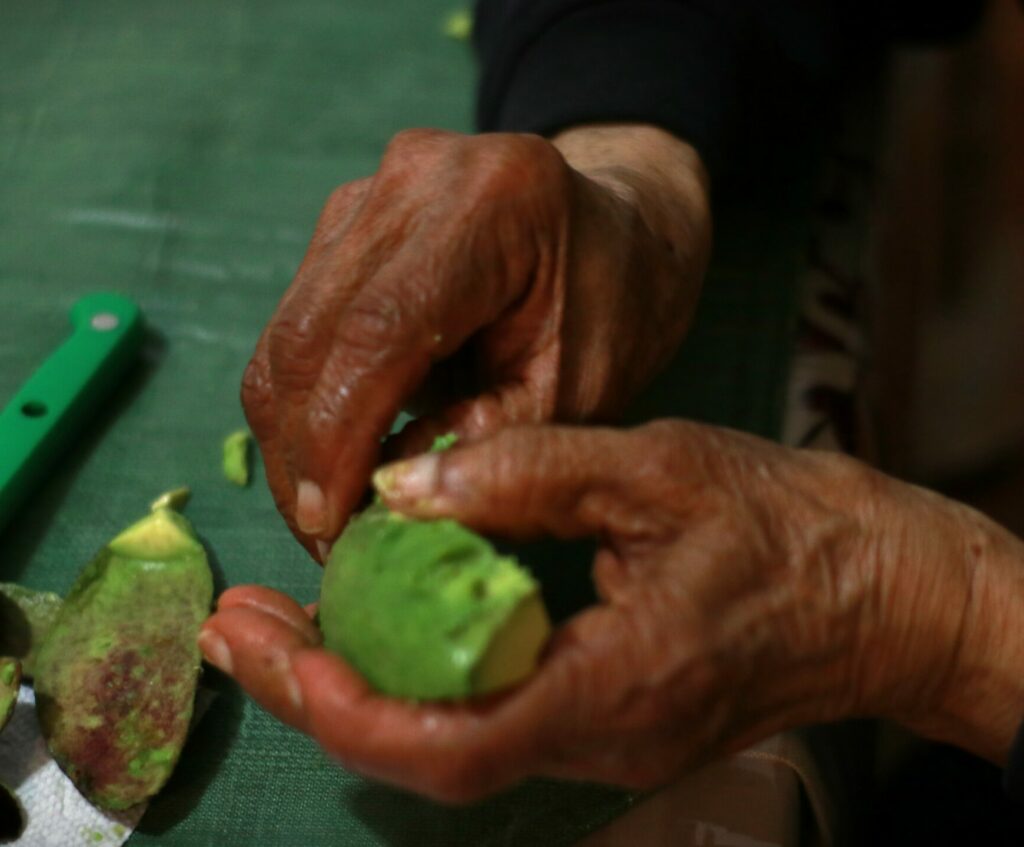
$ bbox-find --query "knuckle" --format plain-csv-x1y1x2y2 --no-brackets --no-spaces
380,129,451,172
267,308,328,389
465,133,568,202
387,127,448,151
241,355,271,409
321,181,365,225
241,354,276,433
337,289,428,358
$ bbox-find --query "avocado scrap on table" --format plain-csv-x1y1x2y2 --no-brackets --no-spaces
0,583,62,679
318,434,551,700
222,429,252,487
33,498,213,810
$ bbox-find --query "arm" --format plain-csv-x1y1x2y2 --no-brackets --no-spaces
474,0,988,177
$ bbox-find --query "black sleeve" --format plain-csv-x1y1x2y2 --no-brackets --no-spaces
473,0,987,175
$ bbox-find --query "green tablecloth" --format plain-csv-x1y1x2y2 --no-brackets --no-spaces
1,1,810,844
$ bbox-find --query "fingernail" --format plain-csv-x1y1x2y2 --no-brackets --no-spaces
373,453,440,502
315,539,331,564
284,671,303,710
270,651,304,711
296,480,327,535
198,629,233,675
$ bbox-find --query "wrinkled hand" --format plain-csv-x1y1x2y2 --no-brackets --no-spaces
242,127,710,556
200,421,1004,802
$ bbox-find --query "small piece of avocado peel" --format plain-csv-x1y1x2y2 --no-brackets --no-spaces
442,8,472,41
0,658,21,733
222,429,252,487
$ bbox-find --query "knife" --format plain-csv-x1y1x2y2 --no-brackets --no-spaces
0,293,144,535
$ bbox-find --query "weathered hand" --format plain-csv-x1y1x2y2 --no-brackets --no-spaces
200,422,1023,802
242,127,710,556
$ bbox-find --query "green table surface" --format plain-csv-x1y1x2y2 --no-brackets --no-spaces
1,1,812,844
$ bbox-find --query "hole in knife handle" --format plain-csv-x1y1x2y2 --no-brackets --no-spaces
21,401,47,418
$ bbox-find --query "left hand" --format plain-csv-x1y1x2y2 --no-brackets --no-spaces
199,421,1014,802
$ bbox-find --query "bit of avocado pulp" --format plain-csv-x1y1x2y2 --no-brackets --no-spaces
149,486,191,512
319,504,551,700
0,584,63,679
222,429,252,486
33,507,213,810
0,658,20,733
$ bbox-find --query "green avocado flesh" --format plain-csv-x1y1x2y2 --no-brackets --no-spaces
33,508,213,810
222,429,251,486
319,504,551,700
0,658,21,732
0,583,63,679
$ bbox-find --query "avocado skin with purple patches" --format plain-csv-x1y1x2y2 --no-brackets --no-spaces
33,508,212,810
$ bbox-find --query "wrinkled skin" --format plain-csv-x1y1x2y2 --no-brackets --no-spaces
241,128,709,556
202,422,1024,802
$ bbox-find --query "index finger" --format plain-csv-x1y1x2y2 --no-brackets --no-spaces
204,596,629,802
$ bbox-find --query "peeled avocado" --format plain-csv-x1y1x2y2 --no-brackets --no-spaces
320,504,551,700
33,506,213,810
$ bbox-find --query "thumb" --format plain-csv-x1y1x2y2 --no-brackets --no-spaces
373,424,657,540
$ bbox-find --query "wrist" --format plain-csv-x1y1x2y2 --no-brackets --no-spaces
551,123,711,274
854,475,1024,764
910,504,1024,764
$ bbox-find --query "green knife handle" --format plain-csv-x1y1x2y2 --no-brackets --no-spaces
0,293,144,535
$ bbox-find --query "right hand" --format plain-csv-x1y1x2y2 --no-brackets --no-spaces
242,126,711,556
202,420,1024,801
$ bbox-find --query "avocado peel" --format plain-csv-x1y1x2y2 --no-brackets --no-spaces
33,506,213,810
0,658,20,733
0,584,63,679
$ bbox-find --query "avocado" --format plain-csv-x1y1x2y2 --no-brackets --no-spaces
0,583,62,679
0,658,20,732
33,506,213,810
319,504,551,700
222,429,252,487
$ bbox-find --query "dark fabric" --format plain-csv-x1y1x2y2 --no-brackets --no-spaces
869,744,1024,846
1005,714,1024,806
474,0,987,173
